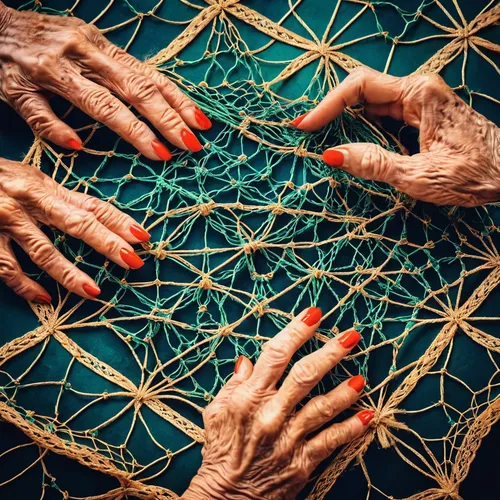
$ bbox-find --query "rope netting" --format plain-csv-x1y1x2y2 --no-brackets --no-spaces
1,0,500,498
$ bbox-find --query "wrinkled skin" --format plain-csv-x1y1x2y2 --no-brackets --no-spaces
0,158,149,301
0,2,211,158
298,67,500,207
182,309,373,500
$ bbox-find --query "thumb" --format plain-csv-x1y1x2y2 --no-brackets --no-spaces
322,143,412,189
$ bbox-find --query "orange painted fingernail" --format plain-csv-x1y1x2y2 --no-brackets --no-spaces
194,108,212,129
234,355,245,374
290,111,310,128
151,139,172,161
82,284,101,298
120,248,144,269
130,223,150,242
181,128,203,152
34,294,52,304
357,410,375,426
323,149,344,167
337,329,361,349
67,138,82,150
348,375,365,392
302,307,322,327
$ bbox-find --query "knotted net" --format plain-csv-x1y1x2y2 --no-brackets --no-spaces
0,0,499,499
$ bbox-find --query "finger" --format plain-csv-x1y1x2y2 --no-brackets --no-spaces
274,329,361,413
10,90,83,150
7,212,101,299
40,194,144,270
0,233,52,303
98,39,211,131
250,307,322,389
60,189,150,244
295,67,405,131
81,49,203,151
203,356,254,421
290,375,365,439
49,67,170,161
322,143,475,205
306,409,374,467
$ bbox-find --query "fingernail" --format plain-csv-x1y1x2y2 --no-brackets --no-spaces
67,138,82,150
82,284,101,298
194,108,212,129
301,307,322,327
337,329,361,349
130,223,150,242
234,355,245,374
357,409,375,426
151,139,172,161
181,128,203,152
120,248,144,269
290,111,310,128
323,149,345,167
34,294,52,304
348,375,365,392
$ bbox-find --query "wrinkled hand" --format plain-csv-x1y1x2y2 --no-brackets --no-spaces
294,67,500,207
0,158,150,302
182,308,373,500
0,2,211,159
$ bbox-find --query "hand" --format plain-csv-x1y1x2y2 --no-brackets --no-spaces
0,2,211,159
293,67,500,207
182,307,373,500
0,158,150,302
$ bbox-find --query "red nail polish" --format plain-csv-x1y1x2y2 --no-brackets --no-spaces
337,329,361,349
181,128,203,152
357,410,375,426
323,149,344,167
67,138,82,150
290,111,310,128
130,223,150,242
234,355,245,374
348,375,365,392
302,307,322,327
194,108,212,129
151,139,172,161
34,294,52,304
120,248,144,269
82,284,101,298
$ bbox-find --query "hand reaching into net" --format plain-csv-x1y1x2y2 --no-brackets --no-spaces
0,2,211,160
293,67,500,207
182,307,373,500
0,158,150,303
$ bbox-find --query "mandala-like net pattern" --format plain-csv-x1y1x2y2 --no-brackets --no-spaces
1,1,499,499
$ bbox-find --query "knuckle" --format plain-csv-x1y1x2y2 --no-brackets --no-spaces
124,119,151,142
290,359,319,386
28,240,56,268
122,74,158,102
262,339,290,366
158,107,183,130
103,233,121,255
310,395,336,420
79,87,121,122
0,199,21,227
0,255,19,283
59,265,79,290
63,210,96,237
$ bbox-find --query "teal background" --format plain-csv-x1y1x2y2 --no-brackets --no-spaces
0,1,499,499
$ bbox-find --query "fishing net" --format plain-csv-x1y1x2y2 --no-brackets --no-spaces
1,0,499,498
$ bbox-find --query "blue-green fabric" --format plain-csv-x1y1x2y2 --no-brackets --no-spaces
0,1,499,499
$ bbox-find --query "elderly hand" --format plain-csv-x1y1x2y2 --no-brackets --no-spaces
293,67,500,207
0,158,150,302
0,2,211,159
182,307,373,500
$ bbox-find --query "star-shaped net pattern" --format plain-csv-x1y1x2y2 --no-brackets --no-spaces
0,0,499,499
